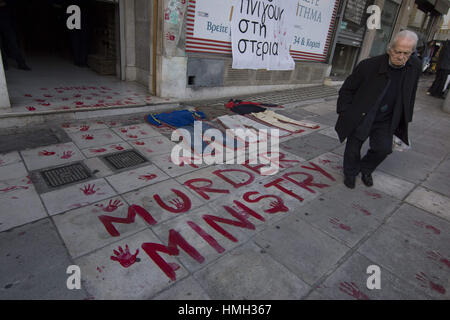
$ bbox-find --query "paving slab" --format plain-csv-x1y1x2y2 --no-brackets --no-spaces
253,214,350,285
40,178,117,216
130,135,177,158
280,133,341,160
316,252,430,300
325,185,400,223
75,229,189,299
0,161,29,180
111,123,163,141
20,142,85,171
0,151,21,167
371,171,416,200
149,153,208,178
386,203,450,254
295,195,382,247
105,164,170,194
52,196,149,259
121,179,206,226
0,176,47,232
318,126,340,140
0,219,87,299
68,128,124,149
152,276,211,300
377,149,441,183
193,241,311,300
80,142,133,158
358,226,450,299
405,187,450,222
60,121,109,134
422,160,450,198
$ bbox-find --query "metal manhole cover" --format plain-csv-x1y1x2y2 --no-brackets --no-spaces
103,150,148,170
41,163,92,188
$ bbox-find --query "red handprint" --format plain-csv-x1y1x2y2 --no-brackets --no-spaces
81,184,99,195
95,199,124,212
91,148,107,153
82,134,94,140
266,199,289,214
415,272,446,294
39,150,55,156
352,204,371,216
413,221,441,235
80,125,90,132
426,251,450,268
329,218,351,231
26,106,36,111
168,198,186,211
166,32,175,41
110,245,139,268
127,135,138,139
364,191,382,199
156,139,164,145
140,131,149,136
61,123,71,128
60,151,74,159
134,142,145,146
138,174,157,181
339,282,370,300
120,128,128,133
111,145,124,151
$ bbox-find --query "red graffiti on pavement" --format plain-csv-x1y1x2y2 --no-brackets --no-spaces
60,151,74,159
413,220,441,235
415,272,446,295
39,150,55,156
153,189,192,214
426,251,450,269
138,174,157,181
329,218,351,231
352,204,371,216
339,282,369,300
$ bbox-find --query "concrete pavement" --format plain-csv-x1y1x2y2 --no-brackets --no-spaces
0,77,449,300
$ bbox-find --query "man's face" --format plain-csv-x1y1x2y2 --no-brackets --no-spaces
388,38,415,67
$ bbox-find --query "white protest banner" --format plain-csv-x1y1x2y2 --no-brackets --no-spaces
290,0,339,61
231,0,297,70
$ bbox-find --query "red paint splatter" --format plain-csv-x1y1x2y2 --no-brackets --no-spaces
415,272,446,294
39,150,55,156
352,203,371,216
91,148,107,153
80,125,90,132
138,174,157,181
111,145,124,151
26,106,36,111
330,218,351,231
60,151,74,159
82,134,94,140
427,251,450,268
339,282,369,300
110,245,139,268
364,191,382,199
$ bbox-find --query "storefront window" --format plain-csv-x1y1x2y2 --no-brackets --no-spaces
370,0,399,57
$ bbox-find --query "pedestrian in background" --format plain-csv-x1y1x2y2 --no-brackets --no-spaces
335,30,421,189
427,40,450,98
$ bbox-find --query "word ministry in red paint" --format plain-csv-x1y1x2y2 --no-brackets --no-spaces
98,158,336,281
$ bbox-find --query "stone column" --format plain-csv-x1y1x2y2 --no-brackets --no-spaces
0,50,11,111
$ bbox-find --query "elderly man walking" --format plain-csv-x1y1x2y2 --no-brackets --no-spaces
335,30,421,189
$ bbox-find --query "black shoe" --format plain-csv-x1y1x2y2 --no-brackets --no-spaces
344,175,356,189
18,63,31,71
361,173,373,187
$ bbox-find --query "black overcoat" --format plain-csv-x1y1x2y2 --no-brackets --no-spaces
335,54,421,145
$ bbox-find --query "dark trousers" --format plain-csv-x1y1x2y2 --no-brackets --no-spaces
344,121,393,177
428,69,450,97
0,8,27,67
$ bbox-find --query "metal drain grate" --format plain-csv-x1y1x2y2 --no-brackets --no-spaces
41,163,91,188
103,150,147,170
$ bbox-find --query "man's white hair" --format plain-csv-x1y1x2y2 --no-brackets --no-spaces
387,30,419,52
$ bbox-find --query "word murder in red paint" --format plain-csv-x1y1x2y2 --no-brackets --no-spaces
98,160,337,281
